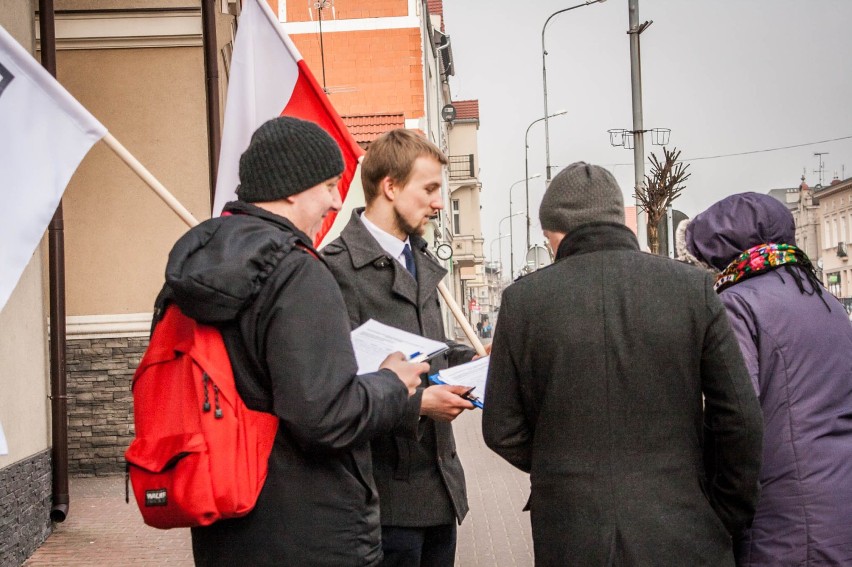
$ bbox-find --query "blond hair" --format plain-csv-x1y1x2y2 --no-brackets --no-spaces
361,129,447,204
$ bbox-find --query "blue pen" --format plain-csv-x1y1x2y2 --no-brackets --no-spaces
408,351,422,360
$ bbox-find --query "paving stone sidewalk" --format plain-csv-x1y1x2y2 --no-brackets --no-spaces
24,410,533,566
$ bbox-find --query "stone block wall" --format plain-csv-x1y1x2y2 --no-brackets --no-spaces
66,337,148,476
0,449,52,567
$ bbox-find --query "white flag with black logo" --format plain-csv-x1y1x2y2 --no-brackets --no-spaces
0,24,106,313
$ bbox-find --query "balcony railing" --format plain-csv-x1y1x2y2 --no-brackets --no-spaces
448,154,474,180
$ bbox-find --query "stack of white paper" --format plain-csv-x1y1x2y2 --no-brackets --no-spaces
351,319,449,374
430,356,490,409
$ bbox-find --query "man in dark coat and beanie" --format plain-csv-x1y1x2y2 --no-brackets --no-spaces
160,116,426,566
323,129,476,566
482,162,764,566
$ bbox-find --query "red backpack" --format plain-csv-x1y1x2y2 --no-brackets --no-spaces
125,303,278,529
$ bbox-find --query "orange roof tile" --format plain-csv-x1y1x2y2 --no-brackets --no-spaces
342,113,405,145
452,99,479,121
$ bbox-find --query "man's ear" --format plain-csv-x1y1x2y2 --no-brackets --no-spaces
380,176,397,201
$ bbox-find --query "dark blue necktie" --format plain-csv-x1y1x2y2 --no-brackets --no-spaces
402,244,417,279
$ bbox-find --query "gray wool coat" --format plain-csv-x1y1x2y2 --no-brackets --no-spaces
483,223,764,567
322,209,472,527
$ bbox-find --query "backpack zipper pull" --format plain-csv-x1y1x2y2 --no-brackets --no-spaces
202,373,211,412
213,384,223,419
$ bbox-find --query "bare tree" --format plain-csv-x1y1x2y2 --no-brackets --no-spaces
635,147,691,254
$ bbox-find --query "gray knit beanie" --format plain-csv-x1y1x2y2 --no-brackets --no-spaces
236,116,344,202
539,162,624,233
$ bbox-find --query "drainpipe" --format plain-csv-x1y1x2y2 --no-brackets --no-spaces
38,0,70,523
200,0,221,211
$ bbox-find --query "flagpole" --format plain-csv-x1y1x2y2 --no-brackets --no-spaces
437,282,487,356
101,134,200,228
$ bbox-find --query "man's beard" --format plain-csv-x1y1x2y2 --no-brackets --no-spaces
393,209,425,237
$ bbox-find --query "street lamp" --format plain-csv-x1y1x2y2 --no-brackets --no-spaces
499,211,524,280
489,233,510,277
542,0,607,184
525,111,566,253
509,173,542,263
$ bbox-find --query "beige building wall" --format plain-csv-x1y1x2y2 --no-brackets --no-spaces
447,119,486,328
0,0,51,470
816,179,852,299
50,5,213,318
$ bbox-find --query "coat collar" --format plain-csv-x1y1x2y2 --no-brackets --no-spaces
556,222,640,260
340,208,447,307
223,200,318,255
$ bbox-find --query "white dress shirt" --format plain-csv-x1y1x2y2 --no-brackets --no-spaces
360,211,412,271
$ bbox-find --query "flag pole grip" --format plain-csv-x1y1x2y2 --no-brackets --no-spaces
437,282,487,356
102,133,201,228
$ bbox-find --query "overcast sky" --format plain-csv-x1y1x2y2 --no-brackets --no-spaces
441,0,852,268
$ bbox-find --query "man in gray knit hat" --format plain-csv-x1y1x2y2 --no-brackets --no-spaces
157,116,426,566
482,162,763,566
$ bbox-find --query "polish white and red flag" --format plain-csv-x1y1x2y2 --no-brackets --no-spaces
213,0,364,245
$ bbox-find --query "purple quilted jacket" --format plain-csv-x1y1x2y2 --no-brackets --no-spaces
687,193,852,566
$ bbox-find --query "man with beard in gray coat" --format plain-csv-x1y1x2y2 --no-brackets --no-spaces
323,129,476,566
483,162,764,566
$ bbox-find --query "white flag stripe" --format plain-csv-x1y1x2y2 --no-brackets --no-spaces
212,0,300,215
318,162,366,249
0,24,107,313
255,0,306,63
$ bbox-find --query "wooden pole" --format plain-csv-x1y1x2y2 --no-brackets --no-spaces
102,133,200,228
437,282,486,356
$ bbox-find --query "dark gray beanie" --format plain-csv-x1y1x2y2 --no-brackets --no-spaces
236,116,344,203
539,162,624,233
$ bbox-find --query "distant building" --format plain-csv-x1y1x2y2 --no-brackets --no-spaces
445,100,488,333
625,205,638,235
813,176,852,302
767,176,821,262
770,174,852,311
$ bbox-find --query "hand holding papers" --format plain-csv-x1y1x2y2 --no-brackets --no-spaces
379,352,428,396
429,356,490,409
351,319,448,374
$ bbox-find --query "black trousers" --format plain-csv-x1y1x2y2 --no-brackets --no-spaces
379,524,457,567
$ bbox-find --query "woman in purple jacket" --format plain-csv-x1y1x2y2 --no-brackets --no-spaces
686,192,852,566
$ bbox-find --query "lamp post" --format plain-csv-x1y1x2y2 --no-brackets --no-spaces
499,211,524,281
509,174,539,278
627,0,652,249
525,111,566,253
542,0,607,185
489,233,510,278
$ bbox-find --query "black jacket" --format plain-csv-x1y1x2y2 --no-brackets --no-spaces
164,202,408,566
322,209,471,527
483,223,763,567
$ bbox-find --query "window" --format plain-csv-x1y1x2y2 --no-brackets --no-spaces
825,220,832,249
842,217,848,244
452,199,461,235
828,272,842,297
